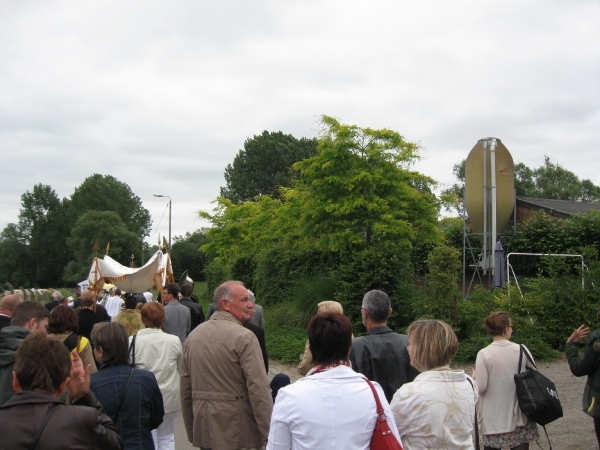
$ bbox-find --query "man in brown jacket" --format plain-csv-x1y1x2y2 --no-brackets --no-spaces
181,281,273,450
0,333,122,449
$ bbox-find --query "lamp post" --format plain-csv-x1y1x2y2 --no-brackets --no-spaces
153,194,172,253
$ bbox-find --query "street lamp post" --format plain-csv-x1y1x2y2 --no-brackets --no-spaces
153,194,172,253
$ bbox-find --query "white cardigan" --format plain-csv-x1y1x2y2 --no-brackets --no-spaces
267,365,401,450
475,340,532,435
391,367,478,450
130,327,183,413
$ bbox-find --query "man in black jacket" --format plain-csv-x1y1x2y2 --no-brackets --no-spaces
243,296,268,373
349,289,418,402
179,282,205,333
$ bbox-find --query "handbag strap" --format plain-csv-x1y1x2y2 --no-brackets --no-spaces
129,332,137,367
466,378,480,450
113,368,134,421
517,344,537,373
363,377,385,416
30,403,57,450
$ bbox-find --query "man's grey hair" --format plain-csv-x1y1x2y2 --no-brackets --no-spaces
213,281,245,311
247,290,256,303
361,290,391,324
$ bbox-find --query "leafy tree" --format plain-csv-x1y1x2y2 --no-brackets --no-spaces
220,131,318,203
70,174,152,238
16,184,70,286
289,116,439,251
64,210,140,283
0,223,32,286
170,229,210,282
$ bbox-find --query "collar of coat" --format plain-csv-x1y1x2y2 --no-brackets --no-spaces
210,310,243,326
0,390,62,409
365,326,394,335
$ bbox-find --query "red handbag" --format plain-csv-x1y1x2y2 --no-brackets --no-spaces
364,378,404,450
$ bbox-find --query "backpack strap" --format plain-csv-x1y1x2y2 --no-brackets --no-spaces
128,332,137,367
63,333,79,352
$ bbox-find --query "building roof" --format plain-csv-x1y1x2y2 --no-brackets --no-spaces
516,197,600,218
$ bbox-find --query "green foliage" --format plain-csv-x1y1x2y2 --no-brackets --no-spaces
220,131,318,203
515,156,600,201
64,211,140,283
0,223,32,286
203,260,230,296
414,245,461,324
333,243,415,334
230,255,257,292
253,246,339,306
170,229,210,282
264,302,310,363
288,274,337,318
289,116,439,252
508,211,600,276
70,174,151,237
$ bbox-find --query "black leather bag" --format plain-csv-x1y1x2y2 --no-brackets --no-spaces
514,344,563,426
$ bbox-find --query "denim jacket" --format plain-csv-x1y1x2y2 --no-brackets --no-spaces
91,363,165,450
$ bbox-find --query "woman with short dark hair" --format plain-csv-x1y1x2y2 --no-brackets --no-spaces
130,302,182,450
391,319,478,449
267,313,400,449
47,305,97,373
90,322,164,450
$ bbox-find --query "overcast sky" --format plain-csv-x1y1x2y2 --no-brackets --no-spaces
1,1,598,248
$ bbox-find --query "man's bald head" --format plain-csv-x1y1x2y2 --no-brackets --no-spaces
0,295,24,317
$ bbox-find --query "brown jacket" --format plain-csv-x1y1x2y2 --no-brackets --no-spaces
181,310,273,449
0,391,122,449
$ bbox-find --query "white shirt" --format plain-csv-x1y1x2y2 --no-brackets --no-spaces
104,295,124,320
267,365,401,450
391,367,478,450
130,327,183,413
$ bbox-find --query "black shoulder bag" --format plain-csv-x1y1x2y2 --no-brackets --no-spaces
514,344,563,449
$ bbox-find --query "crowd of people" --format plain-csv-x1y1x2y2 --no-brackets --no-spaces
0,281,599,449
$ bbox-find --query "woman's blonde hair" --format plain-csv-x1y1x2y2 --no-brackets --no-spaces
407,319,457,372
317,301,343,315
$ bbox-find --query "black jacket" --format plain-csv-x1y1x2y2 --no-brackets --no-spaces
349,326,419,402
243,321,269,373
179,298,205,332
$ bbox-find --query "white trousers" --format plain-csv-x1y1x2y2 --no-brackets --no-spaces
152,409,178,450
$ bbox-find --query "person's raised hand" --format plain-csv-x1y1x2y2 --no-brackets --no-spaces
66,350,92,401
567,324,590,343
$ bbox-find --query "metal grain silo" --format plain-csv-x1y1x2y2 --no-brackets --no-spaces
464,138,514,270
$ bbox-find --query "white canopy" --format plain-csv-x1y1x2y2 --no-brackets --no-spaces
88,250,173,293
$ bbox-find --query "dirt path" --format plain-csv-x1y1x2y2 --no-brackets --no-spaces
269,355,598,450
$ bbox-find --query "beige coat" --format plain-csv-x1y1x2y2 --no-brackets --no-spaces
181,310,273,449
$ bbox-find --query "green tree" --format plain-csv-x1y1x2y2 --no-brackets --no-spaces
288,116,439,251
0,223,32,286
220,131,318,203
64,210,140,283
17,184,70,286
70,174,152,238
170,229,210,282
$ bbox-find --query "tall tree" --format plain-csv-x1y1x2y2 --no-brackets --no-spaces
0,223,32,286
70,174,152,238
220,131,318,203
170,229,210,282
289,116,439,251
17,184,70,285
64,210,140,283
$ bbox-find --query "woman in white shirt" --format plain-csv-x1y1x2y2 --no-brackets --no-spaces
391,319,478,449
130,301,183,450
474,312,539,450
267,313,401,450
